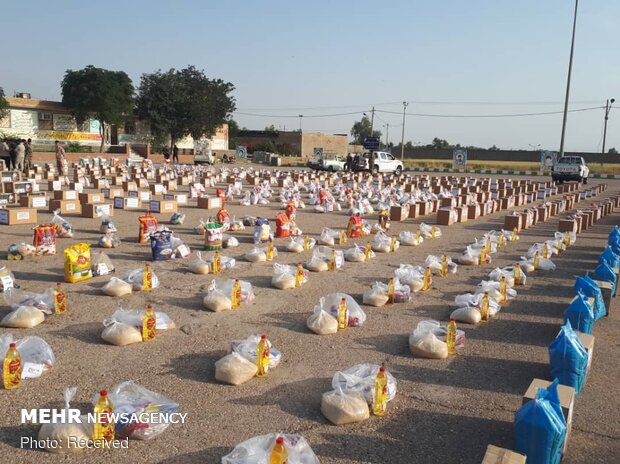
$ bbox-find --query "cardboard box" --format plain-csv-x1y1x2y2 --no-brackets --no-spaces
0,193,18,206
150,200,177,214
455,206,468,222
53,190,78,201
0,207,37,225
114,196,142,210
436,207,457,226
164,193,188,205
481,445,526,464
408,203,420,219
150,184,166,195
504,214,522,232
389,205,409,221
48,199,81,215
591,280,612,316
197,196,222,210
558,219,578,234
82,203,114,218
101,188,124,199
79,193,104,204
468,203,481,220
122,181,138,191
19,194,49,209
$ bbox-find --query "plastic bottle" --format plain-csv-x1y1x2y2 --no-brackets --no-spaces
431,226,437,238
295,263,305,288
480,292,490,322
364,242,372,261
512,227,518,242
499,276,508,303
480,247,488,265
212,251,221,274
266,239,274,261
337,298,348,331
514,263,523,285
3,343,22,390
441,255,448,277
256,335,270,378
231,279,242,309
339,230,346,245
497,231,505,248
93,390,115,441
422,266,432,291
270,436,288,464
303,235,310,251
416,229,422,243
390,236,397,252
54,282,67,315
533,251,540,270
142,304,156,341
565,233,571,248
485,238,492,254
446,318,457,355
328,249,336,271
387,277,395,304
142,263,153,291
373,367,388,416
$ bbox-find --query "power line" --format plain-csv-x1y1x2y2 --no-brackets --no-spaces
376,105,603,119
234,110,365,118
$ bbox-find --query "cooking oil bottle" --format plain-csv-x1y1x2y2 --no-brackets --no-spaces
389,236,397,252
446,318,457,355
441,255,448,277
431,226,437,238
497,231,505,248
54,282,67,315
373,367,388,416
512,227,518,242
514,263,523,285
499,276,508,303
256,335,270,378
231,279,242,309
364,242,372,261
295,263,305,288
339,230,346,245
422,266,432,291
480,292,490,322
387,278,395,304
266,239,274,261
533,251,540,270
142,304,156,341
485,238,492,254
303,235,310,251
270,436,288,464
416,229,422,243
143,263,153,291
565,233,571,248
480,247,488,265
93,390,115,441
543,243,549,259
337,298,348,331
212,251,221,274
328,249,337,271
3,343,22,390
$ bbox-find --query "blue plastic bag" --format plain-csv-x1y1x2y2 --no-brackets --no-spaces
608,227,620,255
514,385,566,464
599,246,619,270
549,321,588,394
574,275,606,320
564,291,595,334
592,261,616,296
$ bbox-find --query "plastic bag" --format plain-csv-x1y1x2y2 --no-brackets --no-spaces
308,246,344,270
1,305,46,328
38,387,91,453
454,293,501,317
33,224,57,255
7,242,36,260
450,306,482,325
203,288,232,312
222,235,239,248
343,244,372,263
107,381,180,440
475,280,517,302
363,279,411,306
321,390,370,425
306,304,338,335
318,228,340,246
592,261,616,295
102,278,133,297
424,255,457,275
91,251,115,276
398,230,422,246
371,232,398,253
272,263,307,290
229,335,282,369
98,232,121,248
222,433,320,464
489,266,527,287
64,243,92,283
3,286,54,312
244,247,267,263
599,246,619,270
138,212,159,243
458,246,480,266
170,212,185,225
0,334,55,377
215,352,258,385
105,307,175,330
101,321,142,345
549,321,588,394
394,264,425,292
121,268,160,292
574,275,606,320
322,293,367,327
331,364,397,404
100,213,117,234
409,320,465,358
218,279,255,304
188,251,210,274
51,210,73,238
563,291,594,334
419,222,441,238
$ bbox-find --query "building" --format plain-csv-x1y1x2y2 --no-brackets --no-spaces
236,130,348,158
0,94,228,153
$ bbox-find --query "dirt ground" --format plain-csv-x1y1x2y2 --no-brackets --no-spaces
0,167,618,464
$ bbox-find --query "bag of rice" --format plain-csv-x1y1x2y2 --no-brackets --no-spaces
64,243,92,283
203,286,233,312
306,305,338,335
188,252,210,275
245,248,267,263
344,244,373,262
138,211,159,243
51,210,74,239
321,390,370,425
121,268,160,292
362,284,389,307
214,352,258,385
1,305,45,328
102,278,133,297
409,329,448,359
38,388,91,453
419,222,441,239
318,228,339,246
450,306,482,325
101,321,142,346
305,255,329,272
398,230,422,246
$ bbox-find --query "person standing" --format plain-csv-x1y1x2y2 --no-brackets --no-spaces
9,140,17,170
172,144,179,163
345,152,352,171
24,138,33,173
14,140,26,171
55,140,67,175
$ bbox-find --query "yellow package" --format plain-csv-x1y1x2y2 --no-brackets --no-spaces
64,243,93,283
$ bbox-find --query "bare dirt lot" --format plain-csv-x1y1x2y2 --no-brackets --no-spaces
0,167,618,464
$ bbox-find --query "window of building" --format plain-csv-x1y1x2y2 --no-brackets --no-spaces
38,112,53,130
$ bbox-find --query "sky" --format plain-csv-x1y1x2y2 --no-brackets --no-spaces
2,0,618,152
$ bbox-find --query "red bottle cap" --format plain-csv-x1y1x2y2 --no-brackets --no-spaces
9,343,16,348
261,335,267,340
276,437,284,444
379,367,385,372
450,317,455,321
56,282,61,287
100,390,108,396
341,297,346,301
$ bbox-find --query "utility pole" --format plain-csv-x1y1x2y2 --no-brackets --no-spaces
602,98,615,164
369,106,375,137
559,0,579,158
400,101,408,161
384,123,390,150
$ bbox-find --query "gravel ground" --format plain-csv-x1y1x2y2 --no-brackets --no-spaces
0,168,618,464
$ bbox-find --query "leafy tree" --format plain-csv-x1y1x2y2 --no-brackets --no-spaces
227,118,240,149
136,66,235,153
350,116,381,144
608,147,618,154
61,65,134,151
0,87,8,120
488,144,499,150
264,124,278,133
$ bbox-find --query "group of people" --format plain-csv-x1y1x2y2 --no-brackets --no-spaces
1,138,33,172
163,144,180,163
344,152,367,171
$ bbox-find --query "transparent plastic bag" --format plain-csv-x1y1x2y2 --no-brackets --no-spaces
318,227,339,246
3,286,54,312
454,293,501,317
244,247,267,263
0,334,55,378
229,335,282,369
98,232,121,248
371,232,398,253
121,268,160,291
38,387,91,453
321,390,369,425
322,293,367,327
272,263,307,290
101,278,133,297
222,235,239,248
100,213,117,233
203,287,232,312
398,230,422,246
306,304,338,335
51,210,74,238
419,222,442,238
215,352,258,385
475,280,517,302
394,264,425,292
286,236,315,253
424,255,457,275
104,307,175,330
450,307,482,324
218,279,255,304
188,251,210,274
91,251,115,276
409,320,465,358
101,321,142,346
222,433,320,464
331,363,397,404
344,243,374,262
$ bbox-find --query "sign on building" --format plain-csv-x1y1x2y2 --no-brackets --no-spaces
452,148,467,168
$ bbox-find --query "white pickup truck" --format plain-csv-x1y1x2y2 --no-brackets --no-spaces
551,156,589,184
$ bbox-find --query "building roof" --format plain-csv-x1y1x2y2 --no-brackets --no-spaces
6,96,67,113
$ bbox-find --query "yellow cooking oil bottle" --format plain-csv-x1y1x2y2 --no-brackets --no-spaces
256,335,270,378
266,238,274,261
373,367,388,416
499,276,508,303
3,343,22,390
212,251,221,274
512,227,518,241
231,279,242,309
431,226,437,238
303,235,310,251
543,243,549,259
54,282,67,314
422,266,432,291
514,263,523,285
416,229,422,243
364,242,372,261
441,255,448,277
295,262,305,288
479,247,488,265
143,262,153,291
337,298,348,331
142,304,156,341
390,236,397,252
270,436,288,464
328,249,337,271
480,292,490,322
497,231,505,248
339,230,346,245
387,277,395,304
93,390,115,442
533,251,540,270
446,318,457,355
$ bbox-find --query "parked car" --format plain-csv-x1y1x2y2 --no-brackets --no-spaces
551,156,589,184
353,151,403,175
307,154,346,171
194,148,214,165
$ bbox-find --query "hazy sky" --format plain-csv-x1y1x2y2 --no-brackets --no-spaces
2,0,618,152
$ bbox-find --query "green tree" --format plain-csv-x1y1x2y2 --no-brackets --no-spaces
608,147,617,154
264,124,278,133
350,116,381,145
135,66,235,153
61,65,134,151
428,137,450,149
0,87,8,120
227,118,240,149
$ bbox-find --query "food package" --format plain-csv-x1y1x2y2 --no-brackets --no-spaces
0,334,55,377
101,321,142,345
102,278,133,297
398,230,423,246
458,246,480,265
222,433,320,464
188,252,210,274
8,242,36,260
321,293,366,327
138,211,159,243
1,305,46,328
150,230,174,261
344,244,374,262
306,305,338,335
204,219,225,251
170,212,185,225
272,263,307,290
64,243,92,283
171,237,191,259
394,264,425,292
331,364,397,405
318,227,340,246
518,258,536,273
222,235,239,248
98,232,121,248
371,232,398,253
424,255,458,275
3,287,54,313
244,247,267,263
51,210,74,238
488,267,521,287
91,251,115,277
0,266,16,292
304,255,329,272
419,222,442,238
450,306,482,324
121,268,160,292
409,323,449,359
38,388,91,453
321,390,370,425
362,284,390,307
106,307,175,331
100,213,117,234
203,289,232,312
229,335,282,370
107,381,179,440
33,224,57,256
454,293,501,317
218,279,255,304
475,280,517,302
286,236,315,253
215,352,258,385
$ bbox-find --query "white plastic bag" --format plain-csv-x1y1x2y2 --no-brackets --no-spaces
331,364,397,404
215,352,258,385
188,251,210,274
475,280,517,302
318,227,339,246
454,293,501,317
244,247,267,263
229,335,282,369
306,304,338,335
3,287,54,312
0,334,55,378
286,236,315,253
419,222,442,238
101,321,142,346
1,305,45,328
101,277,133,297
321,390,369,425
344,244,372,262
121,268,160,291
424,255,457,275
394,264,425,292
222,433,320,464
450,307,482,325
398,230,422,246
38,387,91,453
104,307,175,330
409,320,465,358
322,293,367,327
371,232,398,253
458,245,480,265
272,263,307,290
